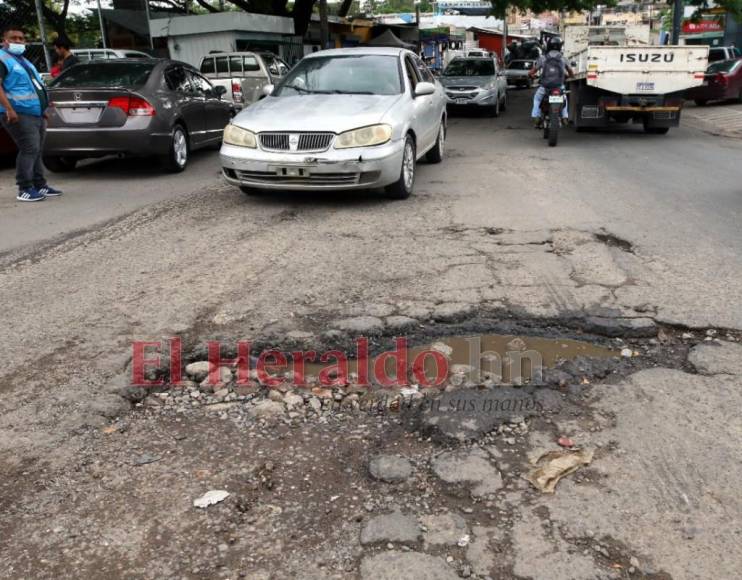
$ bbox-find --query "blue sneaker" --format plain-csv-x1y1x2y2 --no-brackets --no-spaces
37,185,63,197
16,187,46,202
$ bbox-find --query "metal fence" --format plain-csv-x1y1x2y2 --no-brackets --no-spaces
1,0,51,72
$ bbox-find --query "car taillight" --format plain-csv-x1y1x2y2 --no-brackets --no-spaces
232,82,243,103
716,72,728,87
107,96,155,116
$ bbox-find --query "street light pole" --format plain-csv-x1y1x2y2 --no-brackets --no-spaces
671,0,683,45
33,0,52,71
320,0,329,50
96,0,108,49
143,0,154,50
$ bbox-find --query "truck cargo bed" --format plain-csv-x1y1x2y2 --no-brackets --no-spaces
572,45,709,95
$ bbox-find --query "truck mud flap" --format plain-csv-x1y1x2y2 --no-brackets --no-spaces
576,105,608,128
644,110,681,128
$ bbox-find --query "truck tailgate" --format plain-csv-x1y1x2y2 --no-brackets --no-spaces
583,46,708,94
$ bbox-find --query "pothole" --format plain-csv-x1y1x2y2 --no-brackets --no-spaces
594,232,634,253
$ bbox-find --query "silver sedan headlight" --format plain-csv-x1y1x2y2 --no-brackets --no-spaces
223,124,257,148
335,124,392,149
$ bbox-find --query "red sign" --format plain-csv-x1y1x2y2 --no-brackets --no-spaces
682,19,724,34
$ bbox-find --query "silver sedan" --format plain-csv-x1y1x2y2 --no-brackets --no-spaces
440,57,508,116
220,47,447,199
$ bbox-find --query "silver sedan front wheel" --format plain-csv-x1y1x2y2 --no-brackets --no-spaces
385,135,416,200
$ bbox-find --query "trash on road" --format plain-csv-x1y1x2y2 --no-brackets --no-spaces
526,448,594,493
193,490,230,508
557,436,575,448
133,453,161,465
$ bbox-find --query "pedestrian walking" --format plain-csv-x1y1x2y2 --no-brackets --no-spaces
53,36,79,74
0,26,63,202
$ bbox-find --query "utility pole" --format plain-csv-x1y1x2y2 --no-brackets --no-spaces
501,12,508,67
320,0,329,50
33,0,52,71
143,0,154,50
671,0,683,45
96,0,108,48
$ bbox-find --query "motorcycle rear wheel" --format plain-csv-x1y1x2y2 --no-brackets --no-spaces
548,110,559,147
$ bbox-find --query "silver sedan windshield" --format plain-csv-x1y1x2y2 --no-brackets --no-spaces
275,55,402,96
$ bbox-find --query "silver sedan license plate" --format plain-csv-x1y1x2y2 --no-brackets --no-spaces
455,98,468,105
272,166,310,178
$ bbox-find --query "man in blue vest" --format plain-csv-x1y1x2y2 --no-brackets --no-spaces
0,26,63,202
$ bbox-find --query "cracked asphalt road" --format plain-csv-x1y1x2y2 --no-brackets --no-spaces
0,91,740,580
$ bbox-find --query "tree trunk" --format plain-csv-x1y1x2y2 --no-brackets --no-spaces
291,0,316,37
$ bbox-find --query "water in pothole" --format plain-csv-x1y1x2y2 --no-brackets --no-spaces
292,334,619,386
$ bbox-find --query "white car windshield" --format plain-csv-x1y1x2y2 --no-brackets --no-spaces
275,55,402,96
444,59,495,76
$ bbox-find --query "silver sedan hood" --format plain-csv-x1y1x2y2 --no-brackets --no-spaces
440,76,493,88
233,94,403,133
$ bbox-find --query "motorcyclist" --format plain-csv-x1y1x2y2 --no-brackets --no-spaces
529,38,574,128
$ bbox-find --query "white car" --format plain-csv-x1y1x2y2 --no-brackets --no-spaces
71,48,153,61
220,47,448,199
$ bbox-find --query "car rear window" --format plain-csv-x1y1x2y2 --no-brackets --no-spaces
200,58,215,74
708,49,725,62
215,57,229,74
51,62,156,88
444,59,495,76
229,56,243,74
508,61,532,70
707,59,741,74
244,56,260,72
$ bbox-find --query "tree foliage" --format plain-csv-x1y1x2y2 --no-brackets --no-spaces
7,0,742,46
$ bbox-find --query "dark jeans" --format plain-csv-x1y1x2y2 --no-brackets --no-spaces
1,113,47,191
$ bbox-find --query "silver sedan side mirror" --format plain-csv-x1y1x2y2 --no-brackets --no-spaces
414,82,436,97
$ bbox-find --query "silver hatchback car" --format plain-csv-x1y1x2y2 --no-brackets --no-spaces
220,47,447,199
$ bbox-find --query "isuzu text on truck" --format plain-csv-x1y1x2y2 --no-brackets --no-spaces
564,25,709,134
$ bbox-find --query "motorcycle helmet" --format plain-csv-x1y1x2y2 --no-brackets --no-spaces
547,38,563,53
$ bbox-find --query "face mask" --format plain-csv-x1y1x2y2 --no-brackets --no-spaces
6,43,26,56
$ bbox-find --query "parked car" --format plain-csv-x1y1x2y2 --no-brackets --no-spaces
686,59,742,106
199,52,290,109
72,48,153,61
708,46,742,63
504,59,536,88
440,56,507,116
220,47,447,199
43,59,233,172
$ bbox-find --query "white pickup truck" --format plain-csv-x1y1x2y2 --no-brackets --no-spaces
564,26,709,134
199,52,290,110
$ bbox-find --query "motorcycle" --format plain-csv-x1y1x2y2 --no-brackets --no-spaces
540,87,567,147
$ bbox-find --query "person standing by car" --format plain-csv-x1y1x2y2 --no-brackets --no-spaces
53,36,79,74
529,38,574,128
0,26,62,202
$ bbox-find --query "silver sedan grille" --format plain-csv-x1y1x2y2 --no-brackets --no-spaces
259,132,334,152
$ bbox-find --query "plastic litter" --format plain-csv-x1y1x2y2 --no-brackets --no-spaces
193,490,230,508
526,448,594,493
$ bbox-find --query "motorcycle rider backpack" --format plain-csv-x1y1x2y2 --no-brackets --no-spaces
540,52,565,89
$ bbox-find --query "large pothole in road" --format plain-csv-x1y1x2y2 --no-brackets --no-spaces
121,312,705,446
